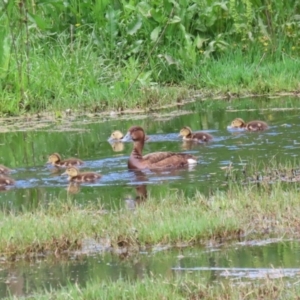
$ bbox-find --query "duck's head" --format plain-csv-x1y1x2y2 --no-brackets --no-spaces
47,153,61,164
108,130,124,141
179,126,192,138
123,126,145,142
61,166,79,177
230,118,246,128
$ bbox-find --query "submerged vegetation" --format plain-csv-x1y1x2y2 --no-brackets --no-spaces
0,1,300,115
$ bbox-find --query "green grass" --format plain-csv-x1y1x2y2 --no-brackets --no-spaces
7,274,300,299
1,179,300,258
1,36,300,116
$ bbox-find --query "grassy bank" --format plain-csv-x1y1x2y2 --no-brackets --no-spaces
1,1,300,115
1,179,300,258
2,46,300,116
9,275,300,299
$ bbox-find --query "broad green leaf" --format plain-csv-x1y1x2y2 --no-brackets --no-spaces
195,36,208,49
150,26,161,42
168,15,181,24
137,2,151,18
127,17,142,35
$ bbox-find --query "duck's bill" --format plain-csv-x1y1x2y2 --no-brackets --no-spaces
122,132,132,142
107,136,115,142
61,171,67,176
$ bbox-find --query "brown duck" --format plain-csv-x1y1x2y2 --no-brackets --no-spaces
47,153,84,167
61,167,101,183
109,130,150,142
0,164,12,174
123,126,197,170
179,126,213,142
229,118,268,131
0,175,15,186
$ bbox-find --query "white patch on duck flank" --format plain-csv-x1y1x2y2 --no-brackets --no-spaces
188,158,197,165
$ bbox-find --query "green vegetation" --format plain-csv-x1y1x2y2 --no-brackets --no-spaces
1,178,300,257
8,275,300,299
0,1,300,115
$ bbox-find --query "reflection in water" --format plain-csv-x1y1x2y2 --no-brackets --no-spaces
67,183,81,194
125,171,148,210
1,240,300,297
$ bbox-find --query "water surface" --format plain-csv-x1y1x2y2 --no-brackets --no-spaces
1,97,300,211
1,239,300,297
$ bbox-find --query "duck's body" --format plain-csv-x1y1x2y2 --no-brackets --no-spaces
123,126,197,170
47,153,84,168
62,167,101,183
0,175,15,186
229,118,268,131
109,130,150,142
179,126,213,142
0,165,12,175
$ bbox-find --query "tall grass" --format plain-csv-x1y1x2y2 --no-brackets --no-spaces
1,180,300,257
0,1,300,115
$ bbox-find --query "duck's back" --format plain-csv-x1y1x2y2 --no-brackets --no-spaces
246,120,268,131
129,151,197,170
191,132,213,142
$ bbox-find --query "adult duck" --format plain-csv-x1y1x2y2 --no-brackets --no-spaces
228,118,268,131
123,126,197,170
179,126,213,142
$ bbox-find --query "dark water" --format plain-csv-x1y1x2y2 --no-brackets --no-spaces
0,97,300,211
2,239,300,297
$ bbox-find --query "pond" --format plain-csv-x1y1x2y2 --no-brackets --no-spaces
0,96,300,296
2,239,300,297
0,97,300,212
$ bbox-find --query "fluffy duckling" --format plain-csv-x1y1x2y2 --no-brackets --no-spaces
0,164,12,174
61,167,101,183
123,126,197,170
108,130,150,142
109,130,124,141
179,126,213,142
47,153,84,168
229,118,268,131
0,175,15,186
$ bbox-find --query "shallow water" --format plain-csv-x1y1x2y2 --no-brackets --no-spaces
1,239,300,297
0,97,300,296
0,97,300,211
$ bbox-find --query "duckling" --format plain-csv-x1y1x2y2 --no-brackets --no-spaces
61,167,101,183
47,153,84,168
179,126,213,142
108,130,124,141
123,126,197,170
0,175,15,186
229,118,268,131
108,130,150,142
0,164,12,174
